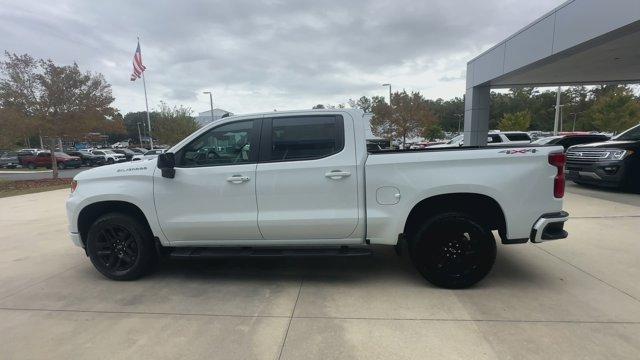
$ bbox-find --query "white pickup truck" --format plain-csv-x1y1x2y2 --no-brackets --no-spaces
66,109,569,288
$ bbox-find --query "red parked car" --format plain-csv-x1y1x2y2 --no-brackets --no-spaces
22,151,82,170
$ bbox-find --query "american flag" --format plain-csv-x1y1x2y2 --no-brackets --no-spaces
130,42,146,81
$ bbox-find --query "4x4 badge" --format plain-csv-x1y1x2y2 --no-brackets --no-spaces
498,149,538,155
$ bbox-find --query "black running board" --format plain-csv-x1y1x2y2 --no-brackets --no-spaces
167,246,372,259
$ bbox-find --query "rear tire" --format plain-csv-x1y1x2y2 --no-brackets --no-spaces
27,163,35,170
107,158,114,164
409,212,496,289
86,213,156,280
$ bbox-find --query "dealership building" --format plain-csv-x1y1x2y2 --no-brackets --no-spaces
464,0,640,146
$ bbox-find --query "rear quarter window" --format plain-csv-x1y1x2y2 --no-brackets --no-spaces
504,133,531,141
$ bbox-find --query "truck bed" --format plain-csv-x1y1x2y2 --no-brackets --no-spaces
363,144,564,244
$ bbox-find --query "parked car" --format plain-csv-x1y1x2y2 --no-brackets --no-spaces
112,148,137,161
409,141,447,149
132,148,165,161
430,131,531,148
66,150,105,167
532,133,610,150
0,151,20,168
130,147,148,155
17,148,42,166
67,109,568,288
90,149,127,164
566,124,640,192
22,151,82,169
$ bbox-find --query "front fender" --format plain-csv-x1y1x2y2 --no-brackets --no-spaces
65,174,168,245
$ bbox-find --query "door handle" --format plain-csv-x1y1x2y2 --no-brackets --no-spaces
325,170,351,180
226,175,250,184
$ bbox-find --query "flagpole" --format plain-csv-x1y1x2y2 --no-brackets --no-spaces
138,36,153,149
141,72,153,149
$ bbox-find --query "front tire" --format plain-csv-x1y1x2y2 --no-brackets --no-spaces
57,162,66,170
86,213,156,280
409,212,496,289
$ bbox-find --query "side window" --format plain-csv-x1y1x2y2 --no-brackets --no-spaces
505,133,531,141
488,134,502,143
178,120,258,167
37,152,49,158
94,151,104,155
268,116,343,161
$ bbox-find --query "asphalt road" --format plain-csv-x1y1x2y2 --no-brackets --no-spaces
0,167,87,181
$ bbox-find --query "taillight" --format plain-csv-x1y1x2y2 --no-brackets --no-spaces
548,152,566,198
70,180,78,193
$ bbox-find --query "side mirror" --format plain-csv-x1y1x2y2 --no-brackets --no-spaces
157,152,176,179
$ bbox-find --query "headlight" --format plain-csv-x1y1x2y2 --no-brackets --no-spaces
605,150,632,160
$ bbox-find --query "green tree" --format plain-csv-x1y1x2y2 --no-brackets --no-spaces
498,111,532,131
0,52,118,178
0,107,38,148
348,96,373,112
422,123,444,141
371,90,437,147
587,86,640,133
123,111,160,144
151,102,200,146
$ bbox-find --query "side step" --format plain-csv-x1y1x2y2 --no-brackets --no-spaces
168,246,372,259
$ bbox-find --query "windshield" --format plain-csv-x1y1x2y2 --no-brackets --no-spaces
614,124,640,141
54,152,71,158
532,136,560,145
102,150,115,154
447,134,463,145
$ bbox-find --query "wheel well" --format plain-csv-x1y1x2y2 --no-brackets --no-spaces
77,201,152,245
403,193,506,242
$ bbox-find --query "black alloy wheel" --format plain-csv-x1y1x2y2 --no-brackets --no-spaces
86,213,155,280
95,225,138,272
410,212,496,289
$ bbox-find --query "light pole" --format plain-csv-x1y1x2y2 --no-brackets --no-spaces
569,112,583,132
136,122,143,147
203,91,214,123
382,83,392,106
553,86,562,135
454,113,463,133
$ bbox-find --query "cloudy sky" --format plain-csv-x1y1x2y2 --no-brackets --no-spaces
0,0,564,115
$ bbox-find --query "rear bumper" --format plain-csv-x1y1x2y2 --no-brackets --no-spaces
530,211,569,243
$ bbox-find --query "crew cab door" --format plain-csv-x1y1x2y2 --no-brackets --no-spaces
256,114,359,240
153,119,262,243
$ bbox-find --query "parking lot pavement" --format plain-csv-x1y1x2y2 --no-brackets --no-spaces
1,188,639,359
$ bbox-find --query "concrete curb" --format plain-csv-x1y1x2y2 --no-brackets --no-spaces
0,170,52,174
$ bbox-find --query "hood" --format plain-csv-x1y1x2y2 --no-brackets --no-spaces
74,158,156,181
570,140,638,150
